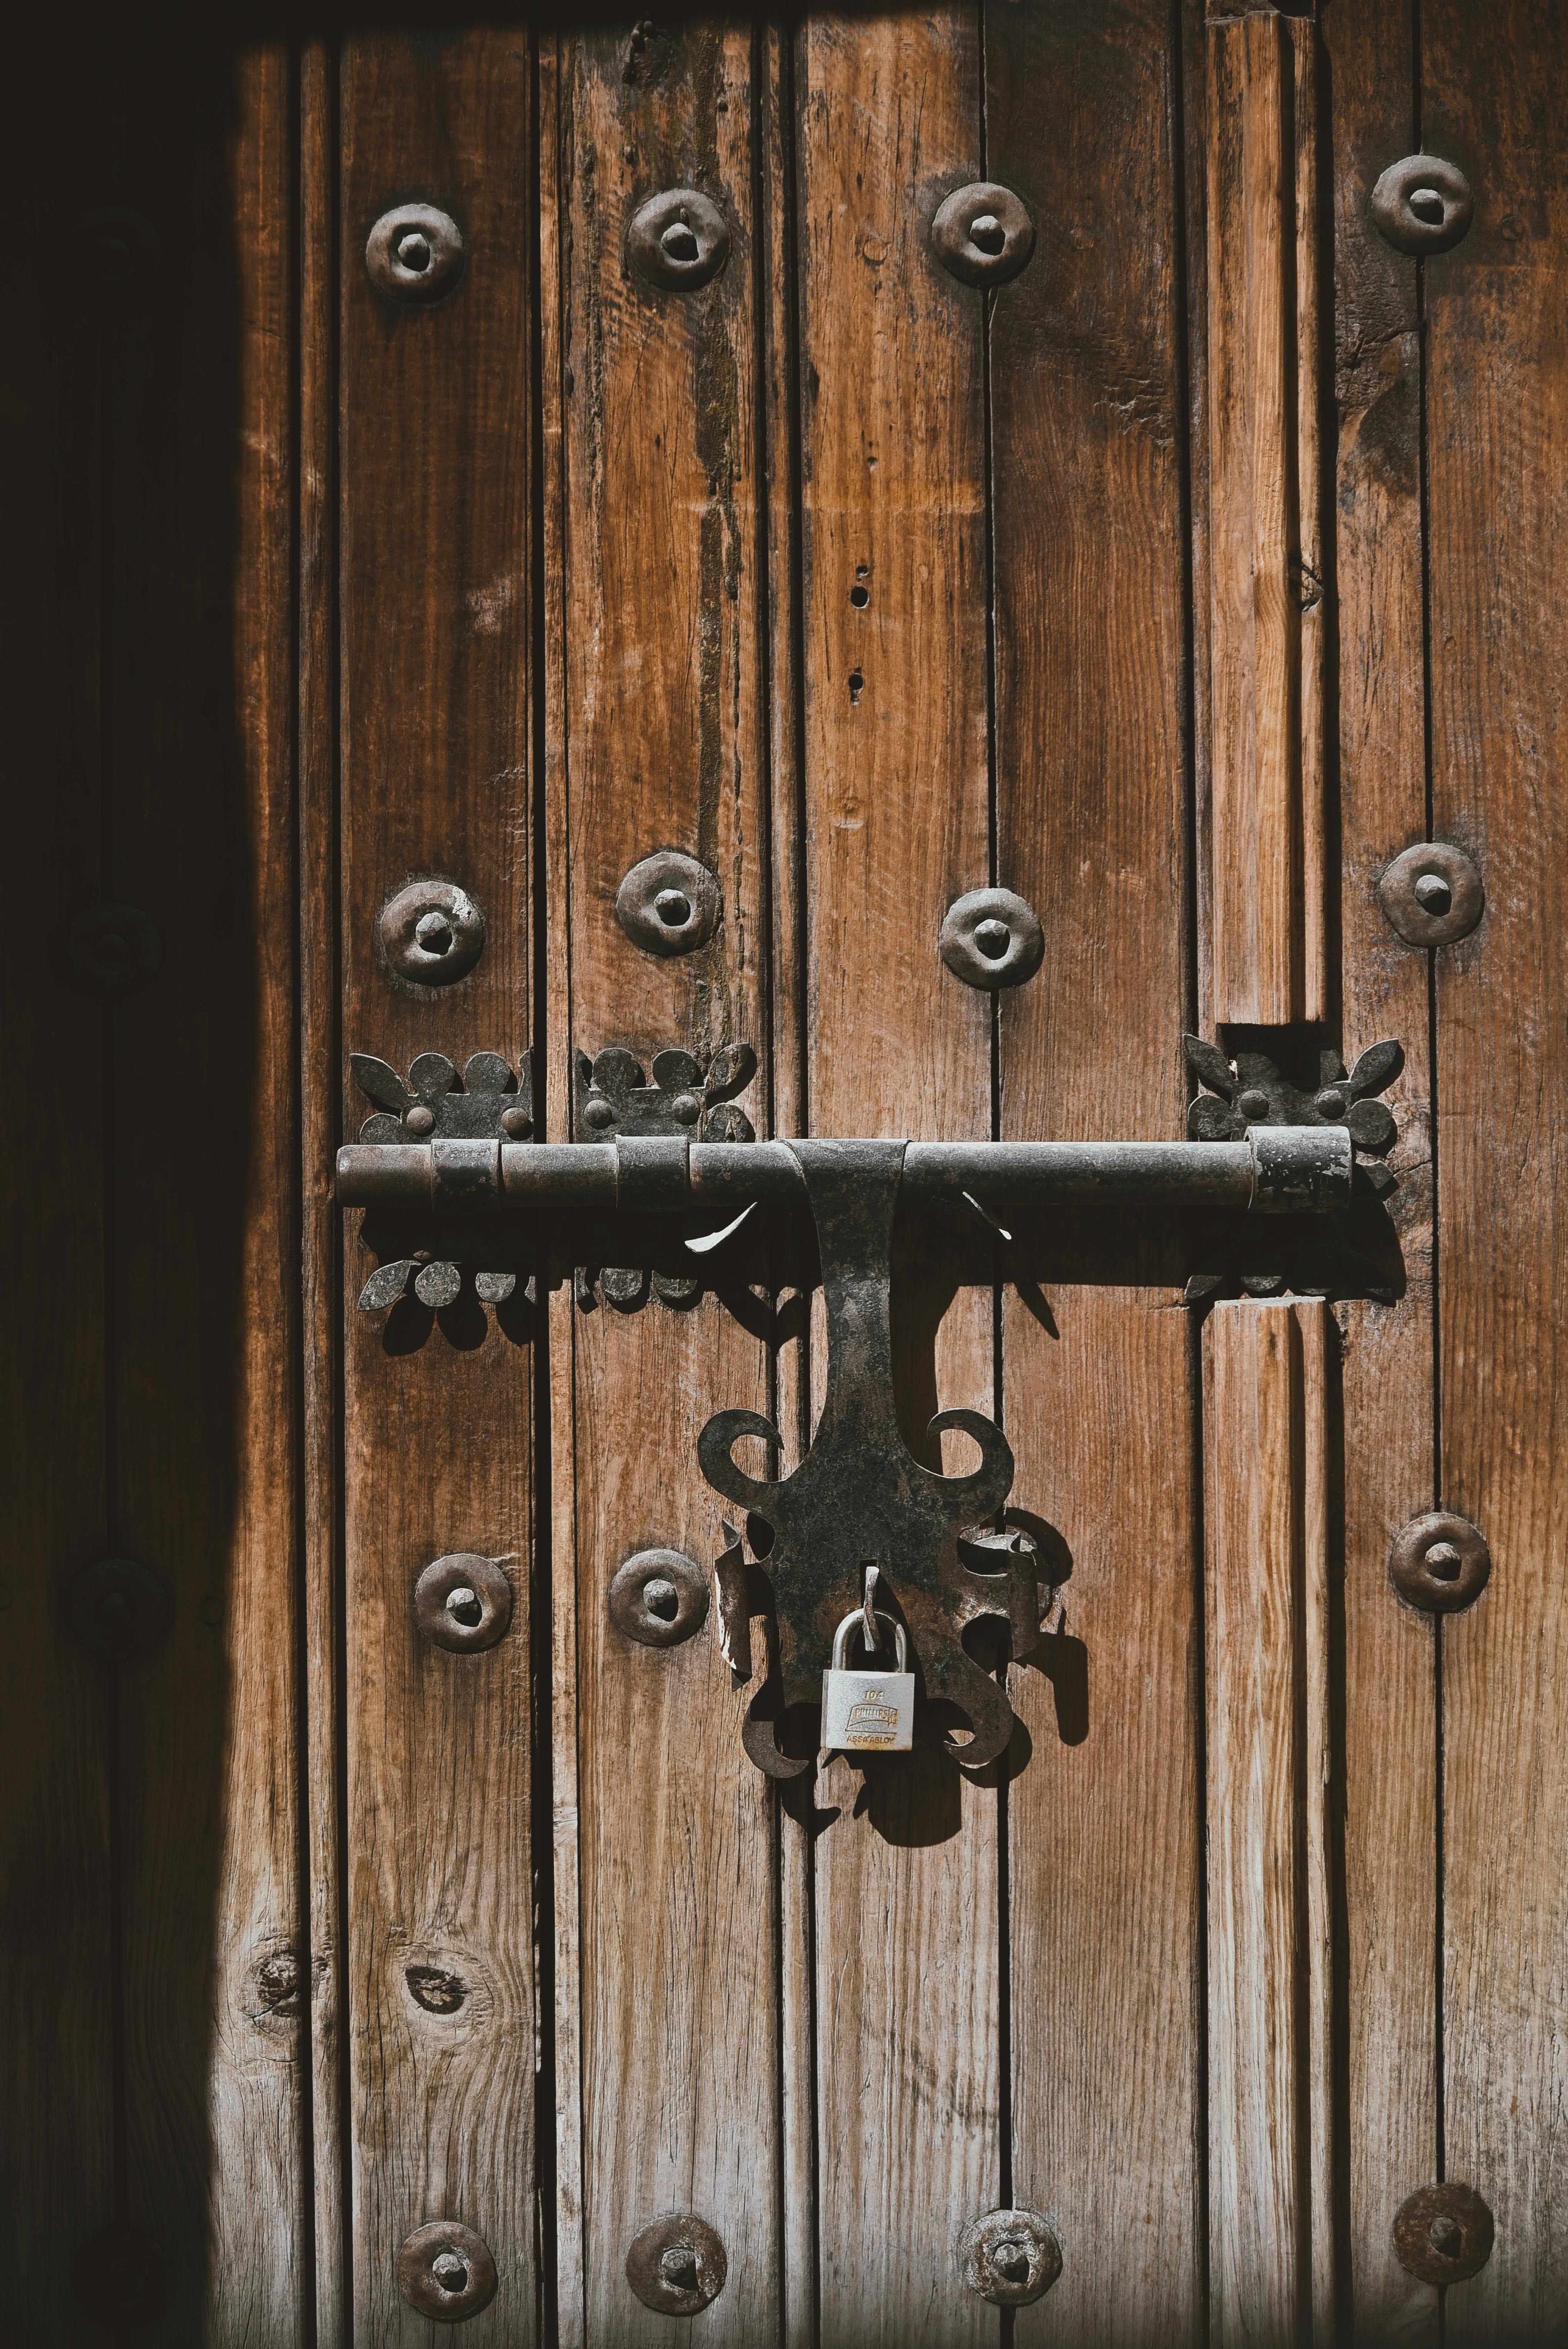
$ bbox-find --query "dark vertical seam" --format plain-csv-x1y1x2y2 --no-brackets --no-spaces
526,21,558,2345
1171,0,1201,1051
1290,1317,1313,2346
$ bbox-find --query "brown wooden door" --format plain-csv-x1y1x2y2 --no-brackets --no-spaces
8,4,1566,2343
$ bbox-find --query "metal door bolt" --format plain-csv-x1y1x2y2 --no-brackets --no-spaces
397,2220,498,2320
959,2206,1062,2305
64,902,163,997
1389,1511,1491,1615
615,849,722,957
1377,841,1484,946
65,1557,170,1659
939,886,1044,990
414,1554,514,1652
1371,155,1474,254
1392,2181,1494,2283
625,2213,727,2314
608,1549,710,1648
365,204,467,303
930,181,1035,285
627,189,732,291
378,878,486,989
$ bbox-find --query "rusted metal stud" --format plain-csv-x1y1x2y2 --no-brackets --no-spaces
939,886,1044,990
365,203,467,303
625,2214,727,2315
1371,155,1474,255
397,2220,498,2321
414,1554,514,1654
930,181,1035,286
627,188,732,292
64,902,163,996
74,208,161,292
378,878,486,989
959,2207,1062,2306
1377,841,1485,946
608,1549,710,1649
1392,2181,1494,2284
615,850,722,957
65,1557,170,1659
1390,1511,1491,1615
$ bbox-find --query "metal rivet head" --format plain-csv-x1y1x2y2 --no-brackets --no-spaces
959,2207,1062,2306
1389,1511,1491,1615
397,2220,498,2320
1315,1087,1347,1118
1377,841,1484,945
405,1104,437,1136
930,181,1035,285
378,878,486,989
627,189,732,292
64,902,163,997
608,1549,710,1649
414,1554,513,1653
615,850,722,957
365,203,467,303
583,1097,615,1131
625,2214,727,2315
939,886,1044,991
670,1091,702,1126
1371,154,1474,255
499,1101,532,1138
1392,2182,1494,2283
1237,1088,1271,1120
65,1557,170,1660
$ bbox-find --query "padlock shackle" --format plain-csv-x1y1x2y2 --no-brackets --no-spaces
831,1607,907,1674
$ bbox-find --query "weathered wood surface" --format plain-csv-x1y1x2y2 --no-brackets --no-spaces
1323,0,1443,2335
987,5,1204,2342
1424,2,1568,2335
338,30,538,2344
544,23,779,2348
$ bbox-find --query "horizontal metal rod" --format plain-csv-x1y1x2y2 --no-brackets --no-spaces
335,1128,1352,1217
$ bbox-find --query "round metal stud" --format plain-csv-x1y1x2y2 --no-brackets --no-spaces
1392,2181,1494,2284
1371,154,1474,255
64,902,163,996
378,878,486,989
74,208,161,293
64,1557,170,1660
959,2207,1062,2306
625,2213,727,2315
939,886,1044,990
397,2220,498,2321
365,203,468,303
930,181,1036,287
615,850,722,958
1377,841,1484,946
414,1554,514,1654
627,188,732,292
608,1549,710,1649
1389,1511,1491,1615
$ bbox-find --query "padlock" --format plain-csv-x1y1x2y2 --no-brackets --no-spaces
821,1607,915,1752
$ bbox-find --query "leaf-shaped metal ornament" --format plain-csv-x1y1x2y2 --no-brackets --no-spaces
359,1258,417,1311
350,1053,411,1114
408,1052,458,1101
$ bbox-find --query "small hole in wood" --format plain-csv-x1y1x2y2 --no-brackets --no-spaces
848,670,864,704
849,583,869,608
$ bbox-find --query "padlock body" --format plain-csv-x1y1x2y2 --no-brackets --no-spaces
821,1665,915,1751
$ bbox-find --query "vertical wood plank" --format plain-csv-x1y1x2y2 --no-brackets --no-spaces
1205,1300,1332,2347
985,4,1203,2341
795,13,996,2344
1321,0,1443,2335
107,32,308,2340
548,23,778,2348
339,30,538,2344
1422,2,1568,2334
0,20,115,2339
1205,7,1324,1026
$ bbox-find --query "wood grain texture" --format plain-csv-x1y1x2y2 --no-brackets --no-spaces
794,14,996,2344
548,24,779,2347
1423,4,1568,2335
1205,9,1324,1025
1204,1301,1332,2348
0,21,115,2340
985,5,1202,2341
1321,0,1443,2335
104,34,308,2340
339,30,538,2344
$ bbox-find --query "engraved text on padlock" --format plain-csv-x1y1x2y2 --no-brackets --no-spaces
821,1607,915,1751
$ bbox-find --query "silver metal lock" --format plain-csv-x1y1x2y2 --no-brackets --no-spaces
821,1607,915,1752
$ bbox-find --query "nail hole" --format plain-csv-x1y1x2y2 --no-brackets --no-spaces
661,219,700,263
654,887,692,926
855,562,870,579
406,1963,469,2014
1425,1541,1463,1582
431,2252,470,2294
1413,871,1453,914
1409,186,1446,225
415,911,454,955
659,2245,699,2289
397,230,433,272
445,1584,484,1627
992,2240,1030,2283
643,1576,681,1621
849,583,870,608
848,670,864,704
969,212,1006,255
973,917,1012,960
